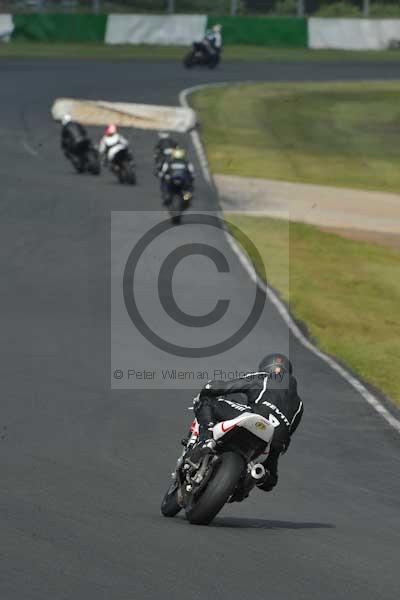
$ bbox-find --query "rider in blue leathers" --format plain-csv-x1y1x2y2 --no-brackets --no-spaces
159,147,194,206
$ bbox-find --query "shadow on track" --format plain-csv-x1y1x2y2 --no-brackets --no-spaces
210,517,335,530
170,515,335,529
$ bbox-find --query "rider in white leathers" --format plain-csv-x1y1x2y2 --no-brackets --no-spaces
99,124,129,165
203,24,223,57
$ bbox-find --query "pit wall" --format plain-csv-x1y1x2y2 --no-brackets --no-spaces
1,13,400,50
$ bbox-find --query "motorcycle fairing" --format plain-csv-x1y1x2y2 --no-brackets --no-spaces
213,413,275,444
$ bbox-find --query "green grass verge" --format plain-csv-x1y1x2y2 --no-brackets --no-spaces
191,81,400,194
227,215,400,404
4,42,400,62
189,81,400,403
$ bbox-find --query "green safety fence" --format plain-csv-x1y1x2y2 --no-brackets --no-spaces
12,13,108,43
207,16,308,47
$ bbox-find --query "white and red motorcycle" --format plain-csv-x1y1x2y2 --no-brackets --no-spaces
161,413,275,525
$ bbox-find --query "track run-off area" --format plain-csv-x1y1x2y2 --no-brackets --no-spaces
1,58,400,600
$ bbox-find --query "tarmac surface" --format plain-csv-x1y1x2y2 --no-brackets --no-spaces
1,58,400,600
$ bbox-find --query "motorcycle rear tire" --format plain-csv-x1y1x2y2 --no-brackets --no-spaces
185,452,245,525
169,193,183,225
119,161,136,185
171,214,181,225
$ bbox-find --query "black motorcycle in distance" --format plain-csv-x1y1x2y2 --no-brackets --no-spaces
183,41,220,69
65,139,101,175
110,147,136,185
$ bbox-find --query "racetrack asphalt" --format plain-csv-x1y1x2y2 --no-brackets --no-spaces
1,58,400,600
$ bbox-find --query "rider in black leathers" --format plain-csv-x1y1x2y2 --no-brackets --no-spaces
61,114,89,157
192,353,303,496
154,131,179,175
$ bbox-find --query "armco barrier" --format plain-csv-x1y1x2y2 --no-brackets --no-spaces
12,13,107,43
207,16,308,47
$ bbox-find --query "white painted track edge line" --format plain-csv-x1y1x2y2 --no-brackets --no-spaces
180,82,400,435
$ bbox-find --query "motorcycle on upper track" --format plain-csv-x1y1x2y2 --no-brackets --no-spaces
183,42,220,69
164,174,192,225
65,139,101,175
109,146,136,185
161,413,275,525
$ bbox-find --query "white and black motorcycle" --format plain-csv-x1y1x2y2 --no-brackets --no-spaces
161,413,275,525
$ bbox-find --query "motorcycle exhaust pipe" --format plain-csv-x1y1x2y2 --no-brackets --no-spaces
250,463,266,481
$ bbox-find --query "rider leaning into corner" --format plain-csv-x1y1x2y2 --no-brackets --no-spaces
202,23,223,58
99,124,130,165
188,353,303,500
60,114,89,155
159,147,195,205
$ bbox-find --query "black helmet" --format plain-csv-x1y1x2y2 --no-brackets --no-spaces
259,353,292,375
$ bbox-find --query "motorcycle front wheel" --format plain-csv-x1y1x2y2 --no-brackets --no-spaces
70,154,85,174
161,481,182,517
183,51,195,69
185,452,245,525
169,193,183,225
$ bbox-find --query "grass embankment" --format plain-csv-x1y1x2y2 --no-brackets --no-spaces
228,215,400,403
3,42,400,62
191,82,400,404
191,81,400,194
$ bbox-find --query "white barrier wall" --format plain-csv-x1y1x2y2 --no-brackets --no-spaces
0,14,13,42
309,18,400,50
105,14,207,45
